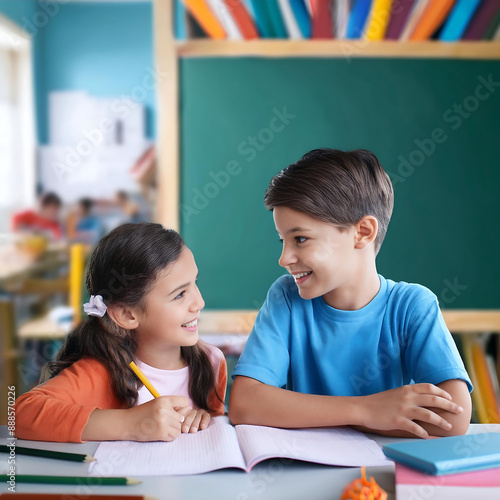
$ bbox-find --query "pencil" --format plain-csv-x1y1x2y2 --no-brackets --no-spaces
0,475,141,485
0,444,95,462
129,361,161,398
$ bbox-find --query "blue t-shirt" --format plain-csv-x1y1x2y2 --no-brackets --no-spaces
233,275,472,396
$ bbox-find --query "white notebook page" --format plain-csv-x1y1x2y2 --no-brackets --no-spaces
236,424,390,470
90,416,245,476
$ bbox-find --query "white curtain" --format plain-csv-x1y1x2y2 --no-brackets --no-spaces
0,16,36,231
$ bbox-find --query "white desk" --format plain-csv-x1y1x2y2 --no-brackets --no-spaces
1,425,498,500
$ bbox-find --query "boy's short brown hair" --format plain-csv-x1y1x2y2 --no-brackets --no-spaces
264,149,394,253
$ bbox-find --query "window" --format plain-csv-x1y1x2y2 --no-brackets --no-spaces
0,15,36,232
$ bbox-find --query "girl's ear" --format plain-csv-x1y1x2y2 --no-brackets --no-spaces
354,215,378,249
106,304,140,330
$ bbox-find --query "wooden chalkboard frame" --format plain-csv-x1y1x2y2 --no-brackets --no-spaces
153,0,500,333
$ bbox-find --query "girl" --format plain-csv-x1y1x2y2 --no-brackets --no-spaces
15,223,227,443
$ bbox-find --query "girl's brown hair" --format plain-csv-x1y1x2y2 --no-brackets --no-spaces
48,222,222,410
264,149,394,253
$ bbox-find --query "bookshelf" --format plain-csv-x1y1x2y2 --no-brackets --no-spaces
153,0,500,336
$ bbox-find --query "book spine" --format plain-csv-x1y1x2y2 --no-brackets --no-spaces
410,0,456,41
439,0,482,41
365,0,394,40
180,0,227,38
223,0,259,39
310,0,334,38
289,0,312,37
463,0,500,40
346,0,373,38
384,0,417,39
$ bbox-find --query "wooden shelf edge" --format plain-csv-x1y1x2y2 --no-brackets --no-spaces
198,309,500,335
176,40,500,59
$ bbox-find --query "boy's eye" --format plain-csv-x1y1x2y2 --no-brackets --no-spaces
295,236,307,243
174,291,185,300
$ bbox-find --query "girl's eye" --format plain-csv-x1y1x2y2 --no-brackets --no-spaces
295,236,307,244
174,291,186,300
279,238,284,243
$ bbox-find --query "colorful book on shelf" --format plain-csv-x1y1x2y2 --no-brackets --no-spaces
206,0,243,39
246,0,275,37
409,0,456,40
278,0,303,38
223,0,259,39
439,0,482,41
266,0,288,38
180,0,226,38
385,0,417,39
365,0,394,40
346,0,373,38
289,0,312,37
396,462,500,499
472,340,500,423
482,6,500,39
399,0,432,40
383,433,500,475
334,0,352,39
310,0,334,38
463,0,500,40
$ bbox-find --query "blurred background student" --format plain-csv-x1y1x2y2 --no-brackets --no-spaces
11,192,63,240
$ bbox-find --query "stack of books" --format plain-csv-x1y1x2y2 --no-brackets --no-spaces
174,0,500,42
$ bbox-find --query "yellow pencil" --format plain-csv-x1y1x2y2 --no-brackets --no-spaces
129,361,161,398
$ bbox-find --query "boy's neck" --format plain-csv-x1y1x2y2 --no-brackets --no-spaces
322,260,380,311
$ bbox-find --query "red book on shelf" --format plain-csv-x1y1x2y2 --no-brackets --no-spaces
223,0,259,39
310,0,333,38
463,0,500,40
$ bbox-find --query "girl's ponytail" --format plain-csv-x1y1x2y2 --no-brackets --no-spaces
48,316,138,406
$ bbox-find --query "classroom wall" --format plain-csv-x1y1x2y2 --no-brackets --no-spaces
0,0,155,143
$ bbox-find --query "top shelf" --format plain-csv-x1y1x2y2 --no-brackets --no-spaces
176,40,500,59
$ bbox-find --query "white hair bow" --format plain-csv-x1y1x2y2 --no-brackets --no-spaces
83,294,107,318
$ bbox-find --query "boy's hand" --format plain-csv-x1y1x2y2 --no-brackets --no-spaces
177,407,211,433
127,396,189,442
361,383,464,438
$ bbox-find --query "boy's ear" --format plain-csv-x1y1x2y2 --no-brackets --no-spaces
106,304,141,330
354,216,378,249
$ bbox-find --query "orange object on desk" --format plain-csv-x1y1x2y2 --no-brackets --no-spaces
342,466,387,500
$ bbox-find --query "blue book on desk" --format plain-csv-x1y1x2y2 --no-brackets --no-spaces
383,433,500,476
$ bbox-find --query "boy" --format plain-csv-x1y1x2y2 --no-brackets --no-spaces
229,149,472,438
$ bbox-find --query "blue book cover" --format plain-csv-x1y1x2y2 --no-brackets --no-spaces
247,0,276,38
346,0,372,39
289,0,311,38
267,0,288,38
383,433,500,476
439,0,483,41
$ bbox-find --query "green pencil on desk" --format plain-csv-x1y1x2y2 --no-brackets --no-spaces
0,444,94,462
0,475,141,485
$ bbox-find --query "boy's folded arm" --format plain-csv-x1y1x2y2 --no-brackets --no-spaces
229,377,468,438
228,376,365,428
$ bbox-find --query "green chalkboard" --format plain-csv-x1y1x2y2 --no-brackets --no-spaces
180,57,500,310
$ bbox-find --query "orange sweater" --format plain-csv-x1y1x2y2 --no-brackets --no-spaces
15,356,227,443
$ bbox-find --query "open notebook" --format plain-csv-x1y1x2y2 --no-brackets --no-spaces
89,416,390,476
